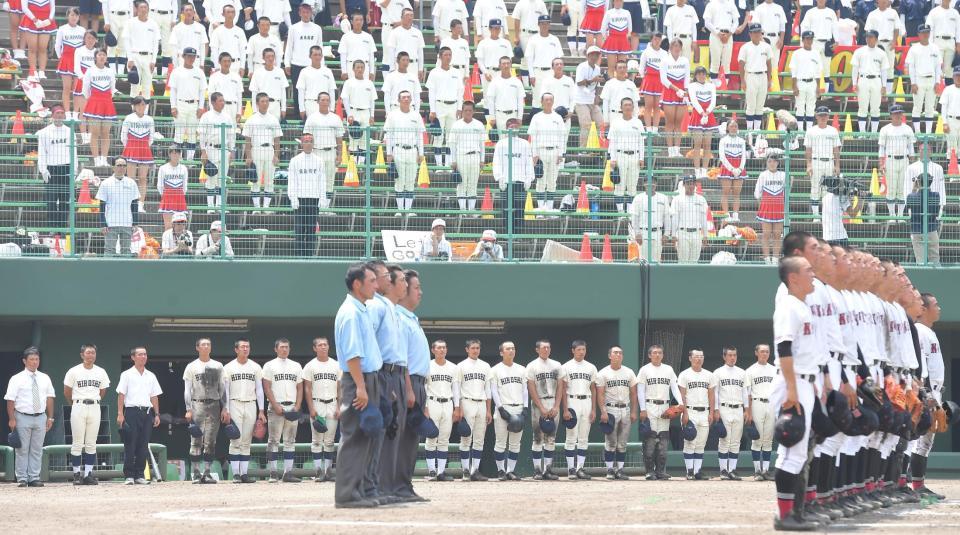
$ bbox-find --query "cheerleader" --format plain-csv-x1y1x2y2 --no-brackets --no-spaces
659,39,689,158
687,67,716,179
81,49,116,167
120,97,157,213
599,0,632,72
753,153,785,263
579,0,607,51
717,119,747,221
55,8,84,119
18,0,57,79
71,30,98,144
637,32,666,130
7,0,22,60
157,146,189,230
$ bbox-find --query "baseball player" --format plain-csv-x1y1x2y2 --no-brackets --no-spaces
927,0,960,76
475,19,512,96
123,1,160,98
599,61,640,130
511,0,548,85
297,46,337,120
383,52,423,114
63,344,110,486
302,92,345,211
878,105,916,219
284,3,323,118
800,0,838,78
246,17,284,75
168,3,208,68
457,339,492,481
302,336,341,482
440,19,472,74
254,0,291,41
248,48,288,121
474,0,510,42
491,341,528,480
425,47,464,166
803,106,841,217
526,15,564,107
169,47,208,161
198,92,237,213
852,30,890,133
630,180,669,263
905,26,942,135
745,344,777,480
637,344,684,480
448,101,487,213
485,56,526,134
208,53,244,123
433,0,469,44
528,93,566,213
670,175,709,264
678,349,716,480
387,9,426,76
341,60,377,166
663,0,699,62
738,24,774,135
183,338,227,484
596,346,638,481
223,338,266,483
939,68,960,156
703,0,742,81
753,0,787,67
208,6,246,76
102,0,133,69
911,292,945,499
378,0,412,68
609,97,646,214
714,346,749,480
384,91,426,214
526,339,565,480
789,32,823,133
562,340,598,480
263,338,304,483
337,12,377,81
242,93,282,213
864,0,903,88
425,339,461,481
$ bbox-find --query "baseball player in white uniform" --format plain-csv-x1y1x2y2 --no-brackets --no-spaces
878,105,916,218
248,48,288,120
383,91,426,213
609,98,646,214
789,32,823,132
852,31,890,133
562,340,598,480
475,20,512,95
425,339,461,481
864,0,903,87
425,47,464,166
528,94,566,212
123,2,160,98
485,56,526,133
905,26,942,135
341,61,377,164
800,0,838,78
302,337,341,482
262,338,304,483
596,346,639,481
169,47,208,160
703,0,742,80
939,68,960,155
297,46,337,119
671,175,709,263
738,24,774,134
337,12,377,80
457,339,492,481
223,339,266,483
302,93,345,210
678,349,716,480
448,101,487,212
383,52,423,113
911,292,945,499
927,0,960,75
803,107,841,217
198,93,237,213
745,343,777,480
208,53,244,123
183,338,227,484
526,339,565,480
63,344,110,486
102,0,133,67
637,344,683,480
242,93,282,212
714,346,750,480
491,341,528,480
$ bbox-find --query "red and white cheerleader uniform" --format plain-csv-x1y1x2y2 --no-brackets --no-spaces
7,0,23,14
72,45,96,95
638,45,666,96
120,112,156,164
659,54,690,105
718,133,747,179
687,80,717,131
55,23,86,76
600,7,632,53
18,0,57,34
157,162,189,213
754,169,785,222
81,66,117,119
580,0,607,34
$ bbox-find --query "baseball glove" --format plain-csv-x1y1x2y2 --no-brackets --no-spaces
933,407,948,433
662,405,684,419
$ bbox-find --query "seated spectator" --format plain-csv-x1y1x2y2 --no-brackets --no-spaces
420,218,453,261
161,212,194,257
196,220,235,258
469,229,504,262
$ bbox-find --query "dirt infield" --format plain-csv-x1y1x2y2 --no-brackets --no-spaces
6,478,960,534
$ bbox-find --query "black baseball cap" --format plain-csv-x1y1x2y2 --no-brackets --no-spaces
489,18,502,27
815,106,830,115
182,47,198,56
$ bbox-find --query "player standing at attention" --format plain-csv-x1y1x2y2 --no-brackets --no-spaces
223,339,266,483
596,346,639,480
526,339,565,480
714,346,749,480
562,340,598,480
678,349,716,480
424,339,461,481
262,338,304,483
302,337,341,482
63,344,110,486
183,337,227,484
491,341,528,481
457,340,493,481
637,344,683,479
745,343,777,480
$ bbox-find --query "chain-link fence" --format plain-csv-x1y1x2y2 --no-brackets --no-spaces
2,115,953,265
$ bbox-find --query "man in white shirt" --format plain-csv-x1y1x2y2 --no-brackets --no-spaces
298,46,337,119
102,0,134,65
243,93,283,212
609,98,647,214
704,0,744,80
379,0,413,69
169,47,208,160
247,17,284,74
600,60,640,128
337,11,377,81
426,47,464,166
116,346,163,485
149,0,178,70
433,0,470,44
485,56,526,131
789,31,823,131
249,48,288,120
210,5,247,75
387,8,426,78
199,92,237,212
195,220,235,257
169,3,209,68
254,0,292,40
540,57,576,130
664,0,699,62
574,47,604,147
511,0,549,84
208,54,244,123
476,19,513,98
800,0,838,78
5,346,56,487
905,25,943,134
384,91,426,214
63,344,110,486
526,15,564,107
864,0,903,86
939,68,960,155
285,3,323,118
927,0,960,76
262,339,304,483
739,24,774,134
852,30,889,133
804,106,841,216
878,104,916,218
671,175,709,263
36,106,77,231
383,51,422,113
529,93,566,213
420,218,453,260
124,0,160,98
474,0,510,43
95,159,140,255
630,180,669,262
441,19,472,73
753,0,786,65
303,92,345,209
448,101,487,212
492,117,534,229
288,134,326,257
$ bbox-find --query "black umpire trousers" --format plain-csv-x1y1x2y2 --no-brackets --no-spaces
502,182,526,232
46,164,71,231
395,374,425,496
335,372,381,505
122,406,154,478
293,197,319,257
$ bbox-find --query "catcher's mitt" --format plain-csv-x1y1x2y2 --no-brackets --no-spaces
904,390,922,426
858,378,884,411
933,407,948,433
662,405,684,419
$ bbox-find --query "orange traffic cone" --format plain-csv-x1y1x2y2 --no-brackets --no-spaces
463,79,472,102
937,78,946,96
832,114,840,130
579,233,593,262
575,181,589,213
417,158,430,188
949,149,959,176
471,64,481,91
335,98,344,119
76,178,98,213
729,112,737,123
598,123,609,149
601,234,613,263
343,156,360,187
481,186,494,219
10,110,24,143
717,67,728,91
680,107,690,133
52,234,62,257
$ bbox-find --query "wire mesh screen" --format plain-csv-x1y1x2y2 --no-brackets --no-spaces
648,324,686,373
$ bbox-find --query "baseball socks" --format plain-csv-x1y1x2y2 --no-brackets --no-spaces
693,453,704,474
728,452,739,473
283,451,294,473
565,448,576,472
437,451,448,474
506,451,518,473
495,451,506,473
752,449,762,474
426,450,437,474
577,449,587,471
543,449,554,472
604,450,615,470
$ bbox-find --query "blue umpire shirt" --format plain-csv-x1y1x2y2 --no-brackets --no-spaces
367,293,406,366
397,305,430,377
334,294,383,374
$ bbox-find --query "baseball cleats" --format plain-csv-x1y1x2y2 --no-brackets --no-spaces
335,498,379,509
720,470,730,480
268,471,279,483
773,513,820,532
576,468,592,480
686,469,695,480
73,472,83,485
470,471,488,482
240,474,256,483
506,472,521,481
568,468,577,480
437,472,454,482
191,470,203,483
282,471,302,483
323,469,336,482
755,472,765,481
233,474,242,483
694,472,705,481
462,470,470,481
645,473,658,481
28,481,44,487
124,478,135,485
426,470,437,481
543,469,559,480
656,472,671,480
200,472,217,484
606,469,616,480
532,470,543,480
917,486,946,500
134,478,150,485
728,471,742,481
315,469,324,482
615,469,630,480
497,470,508,481
762,471,773,480
82,474,99,486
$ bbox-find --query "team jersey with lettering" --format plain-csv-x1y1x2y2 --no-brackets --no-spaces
744,362,777,400
224,358,264,401
525,357,565,400
713,365,747,405
677,368,716,408
595,365,638,406
562,359,598,397
915,323,944,392
457,357,491,400
774,294,820,374
63,364,111,401
301,357,341,401
426,360,460,400
491,362,527,406
637,362,678,402
262,357,303,404
182,358,225,401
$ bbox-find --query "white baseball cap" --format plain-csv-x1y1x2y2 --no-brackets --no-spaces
586,46,602,56
431,218,446,229
172,212,188,223
482,230,497,241
210,220,223,231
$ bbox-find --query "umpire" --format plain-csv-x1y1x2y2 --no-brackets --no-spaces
334,264,383,508
396,269,430,502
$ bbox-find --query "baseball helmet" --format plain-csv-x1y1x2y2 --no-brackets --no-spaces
916,407,934,435
359,403,385,436
203,160,219,177
312,416,328,433
451,169,463,184
826,390,853,431
224,421,241,440
119,421,132,441
847,406,880,436
681,420,697,441
188,423,204,438
8,430,22,449
513,44,524,60
944,400,960,425
811,397,838,439
539,416,556,434
534,159,544,179
283,410,302,422
347,120,363,140
253,418,267,440
744,420,760,441
662,405,684,419
127,66,140,86
599,413,616,435
555,106,568,120
611,164,621,185
775,406,805,447
105,30,118,47
637,418,656,439
711,419,727,439
858,378,885,411
563,408,578,429
456,418,471,437
561,11,571,26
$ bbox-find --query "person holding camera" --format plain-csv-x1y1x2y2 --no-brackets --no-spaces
821,176,855,247
161,212,194,257
421,218,453,261
195,220,235,258
469,230,504,262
